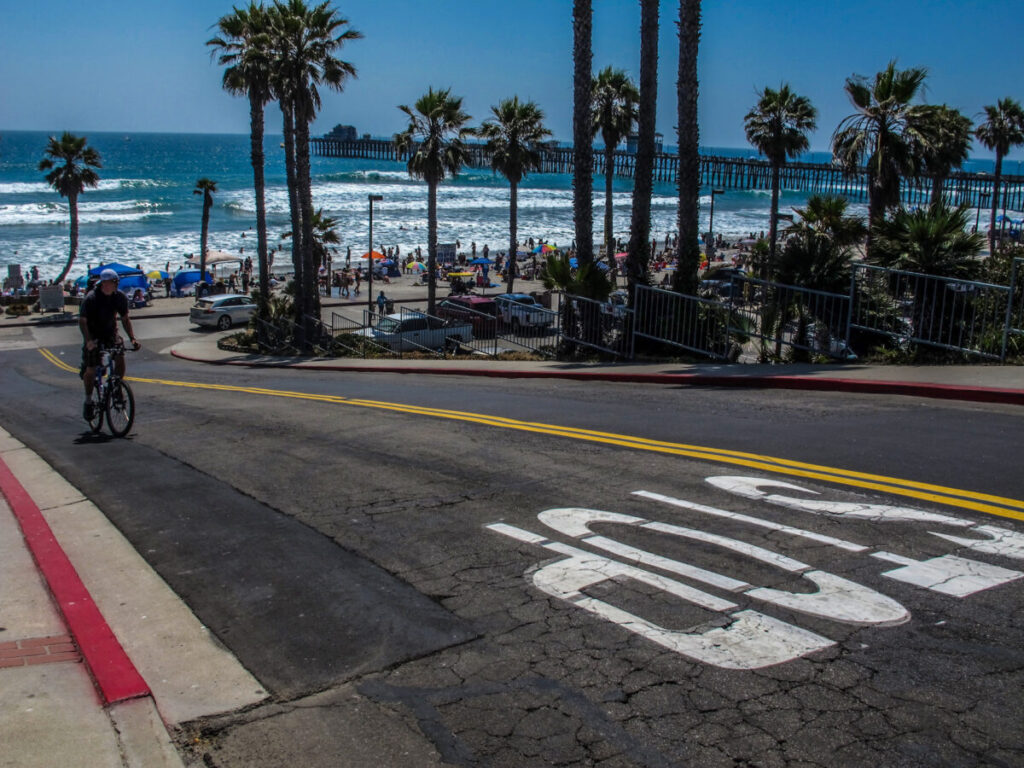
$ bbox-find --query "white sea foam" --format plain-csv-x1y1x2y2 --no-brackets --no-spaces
0,199,169,226
0,178,165,195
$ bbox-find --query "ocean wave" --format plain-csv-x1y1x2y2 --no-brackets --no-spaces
0,178,165,195
0,200,170,226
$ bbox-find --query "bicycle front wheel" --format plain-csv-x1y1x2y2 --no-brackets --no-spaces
105,379,135,437
86,387,104,433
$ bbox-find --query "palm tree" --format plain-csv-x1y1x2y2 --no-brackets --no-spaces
674,0,702,295
872,203,986,347
270,0,361,324
768,195,862,362
193,178,218,292
625,0,660,294
832,60,929,253
209,2,274,319
871,202,985,278
479,97,551,295
913,105,972,207
744,84,817,279
780,195,863,293
38,132,102,284
395,87,473,315
591,67,639,267
282,207,340,267
786,193,866,250
976,98,1024,253
541,251,611,354
572,0,595,267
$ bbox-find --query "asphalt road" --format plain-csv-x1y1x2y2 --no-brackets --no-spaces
2,315,1023,767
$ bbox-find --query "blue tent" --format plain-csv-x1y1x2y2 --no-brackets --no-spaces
89,262,143,276
172,269,213,291
469,257,493,265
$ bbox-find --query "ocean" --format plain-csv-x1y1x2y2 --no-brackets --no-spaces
0,130,1004,282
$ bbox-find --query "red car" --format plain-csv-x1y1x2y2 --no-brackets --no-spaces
437,296,499,337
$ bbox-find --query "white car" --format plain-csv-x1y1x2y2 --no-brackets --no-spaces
496,293,554,330
189,294,257,330
357,313,473,352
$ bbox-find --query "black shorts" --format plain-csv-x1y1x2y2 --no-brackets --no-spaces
82,340,123,369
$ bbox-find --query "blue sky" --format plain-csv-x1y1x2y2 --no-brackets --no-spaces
3,0,1023,157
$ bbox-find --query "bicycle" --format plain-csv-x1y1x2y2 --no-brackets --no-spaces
84,343,136,437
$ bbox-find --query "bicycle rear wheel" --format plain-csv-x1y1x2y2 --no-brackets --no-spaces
86,387,104,433
105,379,135,437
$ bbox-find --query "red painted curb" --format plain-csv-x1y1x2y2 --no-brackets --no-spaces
0,457,150,705
169,349,1024,406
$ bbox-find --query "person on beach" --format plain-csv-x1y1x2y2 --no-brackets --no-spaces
79,269,140,421
377,290,389,315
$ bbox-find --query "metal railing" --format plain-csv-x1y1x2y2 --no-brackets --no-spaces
494,295,561,358
725,275,853,360
560,294,635,359
634,285,731,360
437,300,499,357
851,264,1010,360
1009,258,1024,339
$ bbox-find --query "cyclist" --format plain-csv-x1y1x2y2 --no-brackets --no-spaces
80,268,141,421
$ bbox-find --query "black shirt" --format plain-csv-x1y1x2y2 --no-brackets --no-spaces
80,288,129,343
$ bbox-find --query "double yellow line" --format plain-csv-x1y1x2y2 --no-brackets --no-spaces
38,347,1024,523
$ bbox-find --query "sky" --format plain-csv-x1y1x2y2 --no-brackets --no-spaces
3,0,1024,158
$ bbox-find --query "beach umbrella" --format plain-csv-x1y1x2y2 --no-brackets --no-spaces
146,269,169,280
408,261,426,272
362,250,387,260
614,252,628,262
469,257,493,265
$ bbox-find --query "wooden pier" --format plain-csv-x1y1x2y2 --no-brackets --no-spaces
312,137,1024,211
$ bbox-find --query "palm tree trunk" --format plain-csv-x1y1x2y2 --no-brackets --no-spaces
56,192,79,284
930,174,943,207
673,0,701,296
572,0,594,265
200,193,212,292
250,91,270,319
604,145,615,266
626,0,659,295
281,100,303,314
508,180,518,295
768,163,781,280
990,152,1003,254
427,178,438,315
866,173,880,259
295,96,318,322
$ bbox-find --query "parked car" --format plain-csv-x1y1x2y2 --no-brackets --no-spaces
189,293,257,330
357,313,473,352
437,296,498,337
496,293,553,331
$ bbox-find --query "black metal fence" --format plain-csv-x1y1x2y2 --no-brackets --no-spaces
851,265,1011,360
559,294,635,359
494,295,561,358
255,261,1024,363
633,286,731,360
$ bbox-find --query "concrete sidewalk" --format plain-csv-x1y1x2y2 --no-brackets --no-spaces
169,332,1024,407
0,428,267,768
